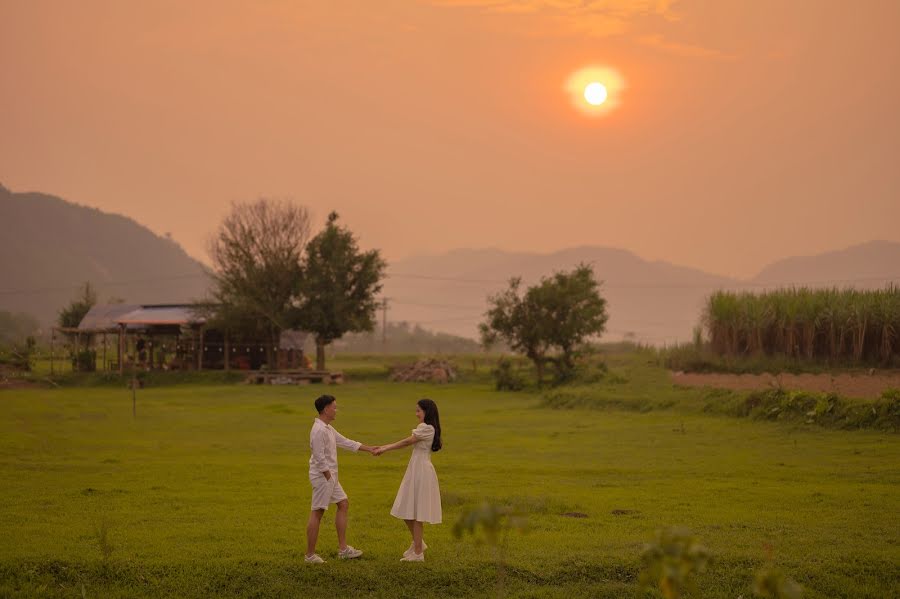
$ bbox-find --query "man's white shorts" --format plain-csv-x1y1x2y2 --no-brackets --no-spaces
310,473,348,511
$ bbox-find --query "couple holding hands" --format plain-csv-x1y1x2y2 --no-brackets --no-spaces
305,394,442,564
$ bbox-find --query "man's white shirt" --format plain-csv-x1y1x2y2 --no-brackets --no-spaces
309,417,361,477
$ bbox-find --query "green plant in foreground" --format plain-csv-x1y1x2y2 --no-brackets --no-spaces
454,502,527,598
753,563,803,598
94,517,114,560
639,527,711,599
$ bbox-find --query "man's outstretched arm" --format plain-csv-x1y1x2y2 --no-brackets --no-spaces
334,429,365,453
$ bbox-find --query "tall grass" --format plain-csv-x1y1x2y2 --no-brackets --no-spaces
704,286,900,366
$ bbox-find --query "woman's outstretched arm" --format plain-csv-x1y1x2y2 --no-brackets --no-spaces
373,435,417,455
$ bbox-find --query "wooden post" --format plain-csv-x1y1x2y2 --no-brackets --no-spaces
197,327,204,371
148,333,154,370
224,331,230,372
50,330,55,376
103,332,108,371
382,298,388,354
118,324,125,376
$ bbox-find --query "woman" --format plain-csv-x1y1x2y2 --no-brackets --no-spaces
374,399,442,562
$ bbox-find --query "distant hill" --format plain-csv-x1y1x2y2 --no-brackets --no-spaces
3,184,897,346
385,241,900,345
752,240,900,286
384,247,739,345
0,184,210,327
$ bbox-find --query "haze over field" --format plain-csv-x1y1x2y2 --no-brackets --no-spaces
3,186,898,344
2,1,899,282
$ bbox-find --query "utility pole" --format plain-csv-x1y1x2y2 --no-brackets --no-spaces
381,297,389,354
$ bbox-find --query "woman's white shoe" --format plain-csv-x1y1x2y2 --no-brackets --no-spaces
400,550,425,562
403,541,428,558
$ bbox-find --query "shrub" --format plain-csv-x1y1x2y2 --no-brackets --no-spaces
73,349,97,372
492,358,526,391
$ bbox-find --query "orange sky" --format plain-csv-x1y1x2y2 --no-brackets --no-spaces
2,0,899,278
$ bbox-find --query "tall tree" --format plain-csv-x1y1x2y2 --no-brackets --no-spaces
480,264,608,385
56,281,98,364
57,282,97,329
295,212,386,370
206,199,311,366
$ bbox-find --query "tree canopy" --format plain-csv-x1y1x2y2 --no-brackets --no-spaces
295,212,386,370
480,264,608,385
57,282,97,329
205,199,311,363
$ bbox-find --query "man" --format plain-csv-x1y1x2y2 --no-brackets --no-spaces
305,394,375,563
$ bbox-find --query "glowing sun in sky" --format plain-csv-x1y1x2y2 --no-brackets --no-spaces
566,66,624,116
583,82,608,106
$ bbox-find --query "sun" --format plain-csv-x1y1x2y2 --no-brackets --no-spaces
584,82,607,106
565,66,625,116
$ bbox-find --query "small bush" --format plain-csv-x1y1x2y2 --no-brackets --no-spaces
0,337,36,371
73,349,97,372
492,358,526,391
729,389,900,431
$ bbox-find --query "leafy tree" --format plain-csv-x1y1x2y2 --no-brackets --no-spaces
294,212,386,370
205,199,311,366
56,282,98,370
57,282,97,328
480,264,608,385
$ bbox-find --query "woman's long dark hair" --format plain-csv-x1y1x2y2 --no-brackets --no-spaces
417,399,442,452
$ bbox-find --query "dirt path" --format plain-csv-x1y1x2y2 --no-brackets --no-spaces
671,371,900,400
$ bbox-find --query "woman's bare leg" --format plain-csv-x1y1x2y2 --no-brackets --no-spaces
412,521,424,554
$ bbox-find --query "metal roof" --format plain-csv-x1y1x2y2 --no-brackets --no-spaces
78,304,142,330
77,303,208,329
116,305,206,326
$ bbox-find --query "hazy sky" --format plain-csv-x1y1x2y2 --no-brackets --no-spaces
3,0,899,279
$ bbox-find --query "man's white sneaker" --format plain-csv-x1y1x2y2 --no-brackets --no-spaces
403,542,428,558
304,553,325,564
338,545,363,559
400,551,425,562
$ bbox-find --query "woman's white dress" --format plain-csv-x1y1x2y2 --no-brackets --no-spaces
390,423,442,524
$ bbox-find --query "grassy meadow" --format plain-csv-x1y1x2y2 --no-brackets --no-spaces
1,352,898,598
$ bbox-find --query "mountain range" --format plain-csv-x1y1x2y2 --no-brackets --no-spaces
2,184,898,344
0,184,210,328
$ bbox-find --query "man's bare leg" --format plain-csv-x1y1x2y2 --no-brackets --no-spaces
335,499,349,551
306,509,325,556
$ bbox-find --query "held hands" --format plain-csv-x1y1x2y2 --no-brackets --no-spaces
371,446,386,457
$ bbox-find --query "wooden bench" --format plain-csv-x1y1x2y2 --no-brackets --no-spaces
244,369,344,385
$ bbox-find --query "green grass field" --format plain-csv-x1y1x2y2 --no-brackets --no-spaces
1,353,898,598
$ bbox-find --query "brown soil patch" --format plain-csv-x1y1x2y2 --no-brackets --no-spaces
0,377,44,390
671,371,900,400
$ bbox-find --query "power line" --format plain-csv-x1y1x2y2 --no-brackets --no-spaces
0,272,209,296
1,267,896,298
391,298,485,310
387,272,507,284
388,271,900,290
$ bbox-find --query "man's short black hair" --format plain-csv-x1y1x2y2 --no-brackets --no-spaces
315,394,336,414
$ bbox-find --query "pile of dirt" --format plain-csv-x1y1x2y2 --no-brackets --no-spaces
390,359,458,383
